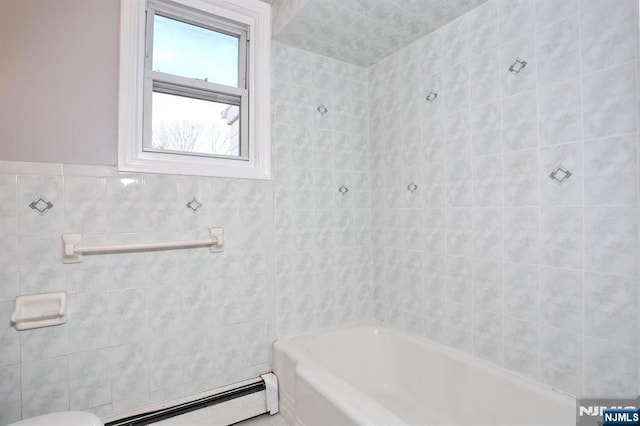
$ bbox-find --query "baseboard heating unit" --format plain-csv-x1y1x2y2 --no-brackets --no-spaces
104,373,279,426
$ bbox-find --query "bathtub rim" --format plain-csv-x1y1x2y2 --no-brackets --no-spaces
273,319,577,406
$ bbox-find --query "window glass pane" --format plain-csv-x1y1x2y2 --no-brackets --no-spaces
153,14,239,87
150,91,240,157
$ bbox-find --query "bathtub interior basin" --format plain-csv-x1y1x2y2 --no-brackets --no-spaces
273,322,576,426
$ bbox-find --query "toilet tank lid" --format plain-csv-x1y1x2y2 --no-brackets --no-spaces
8,411,104,426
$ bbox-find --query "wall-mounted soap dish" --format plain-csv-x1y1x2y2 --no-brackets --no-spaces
10,292,67,330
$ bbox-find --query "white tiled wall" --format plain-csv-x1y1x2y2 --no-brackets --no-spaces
370,0,638,397
0,165,275,423
271,43,373,336
1,0,638,422
0,43,374,424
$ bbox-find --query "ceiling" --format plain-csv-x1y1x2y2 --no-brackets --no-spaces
272,0,489,67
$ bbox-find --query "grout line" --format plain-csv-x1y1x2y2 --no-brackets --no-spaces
530,0,543,384
577,0,587,397
580,57,638,79
635,0,640,397
496,0,507,370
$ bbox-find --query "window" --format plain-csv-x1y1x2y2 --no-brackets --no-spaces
118,0,271,179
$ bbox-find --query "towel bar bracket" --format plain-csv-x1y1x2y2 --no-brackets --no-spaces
209,227,224,253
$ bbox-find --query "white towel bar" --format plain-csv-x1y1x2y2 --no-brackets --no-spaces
62,228,224,263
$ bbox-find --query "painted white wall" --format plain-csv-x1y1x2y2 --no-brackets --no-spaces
0,0,119,165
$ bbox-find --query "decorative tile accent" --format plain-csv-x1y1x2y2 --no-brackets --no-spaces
508,57,528,74
407,182,418,192
549,165,572,185
185,197,203,213
425,91,438,102
28,196,53,215
317,105,328,115
338,185,349,194
501,38,536,96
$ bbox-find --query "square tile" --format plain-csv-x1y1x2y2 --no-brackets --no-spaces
584,135,638,205
0,175,17,238
582,63,637,139
22,356,70,418
536,18,580,87
501,91,538,151
584,338,636,397
504,263,539,322
472,155,503,207
471,102,501,156
584,206,637,277
498,0,535,41
446,159,472,207
473,259,503,313
469,51,500,107
537,79,582,146
539,266,583,332
473,309,503,365
534,0,578,26
473,208,503,260
445,112,471,160
69,348,111,410
504,208,538,264
504,317,538,378
466,1,498,55
503,149,539,206
539,326,582,395
446,256,473,306
584,272,636,346
581,0,638,74
539,206,583,269
447,208,472,257
0,365,21,425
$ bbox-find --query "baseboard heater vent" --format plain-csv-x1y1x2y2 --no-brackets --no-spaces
105,373,278,426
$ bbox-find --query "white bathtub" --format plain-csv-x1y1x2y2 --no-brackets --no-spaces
273,323,576,425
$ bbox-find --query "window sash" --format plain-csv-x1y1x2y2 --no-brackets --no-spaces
143,70,249,160
145,0,248,89
143,0,249,162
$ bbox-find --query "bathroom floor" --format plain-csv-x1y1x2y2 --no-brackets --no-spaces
234,414,289,426
152,413,289,426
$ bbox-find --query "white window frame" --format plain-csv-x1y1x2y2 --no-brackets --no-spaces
118,0,271,180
